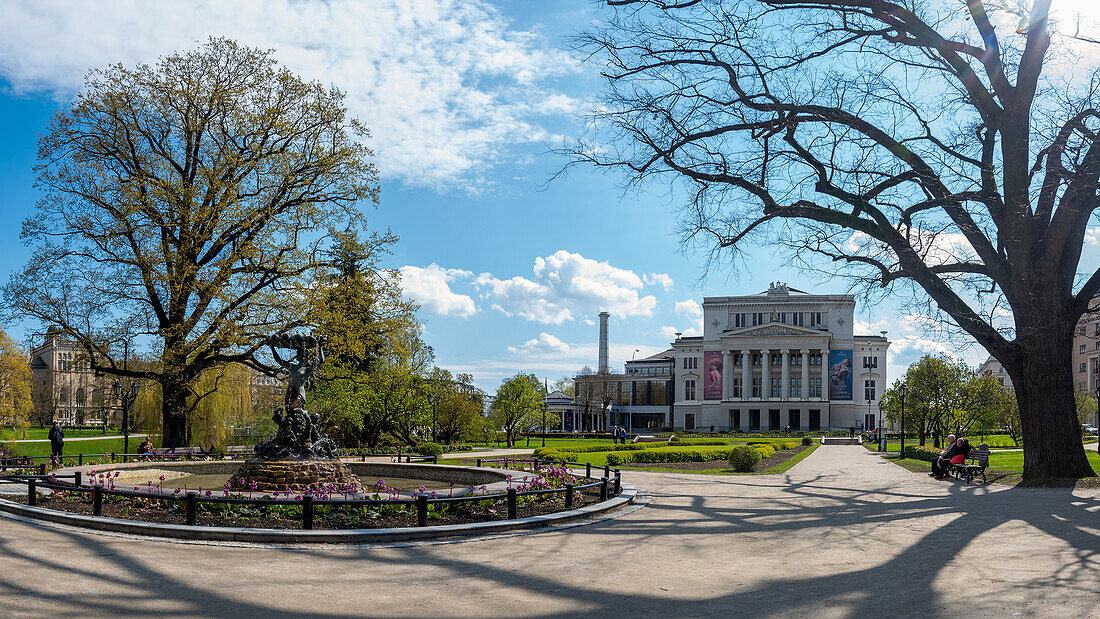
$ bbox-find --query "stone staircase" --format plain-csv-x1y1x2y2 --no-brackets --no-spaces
821,436,862,445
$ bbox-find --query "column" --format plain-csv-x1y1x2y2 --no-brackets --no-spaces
741,349,751,400
762,349,771,400
722,350,731,400
780,350,790,400
821,344,830,401
800,348,809,401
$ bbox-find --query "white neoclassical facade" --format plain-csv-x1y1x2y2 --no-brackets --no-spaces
671,284,890,432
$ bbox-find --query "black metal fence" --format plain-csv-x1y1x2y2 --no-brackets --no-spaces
0,457,621,529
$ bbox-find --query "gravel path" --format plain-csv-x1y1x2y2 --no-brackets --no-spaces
1,445,1097,617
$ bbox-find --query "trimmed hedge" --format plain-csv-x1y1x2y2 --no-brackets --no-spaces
904,445,942,462
416,442,445,457
801,436,813,446
533,439,729,458
607,449,735,465
729,446,761,472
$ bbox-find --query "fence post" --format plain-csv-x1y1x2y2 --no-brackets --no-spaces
27,478,37,506
92,485,103,516
603,465,610,479
476,458,482,468
123,453,129,464
532,457,540,469
586,463,591,479
38,463,46,476
507,487,517,519
302,495,314,530
565,483,574,509
185,491,198,525
416,494,428,527
614,469,621,494
74,471,82,488
600,477,608,502
78,454,83,466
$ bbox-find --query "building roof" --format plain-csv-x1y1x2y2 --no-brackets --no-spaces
630,348,675,362
545,390,572,400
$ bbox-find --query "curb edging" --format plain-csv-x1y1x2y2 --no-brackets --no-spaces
0,483,637,544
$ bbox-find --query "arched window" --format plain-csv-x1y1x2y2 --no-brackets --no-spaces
75,388,86,405
58,387,69,403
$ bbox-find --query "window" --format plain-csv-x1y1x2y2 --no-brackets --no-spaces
770,377,781,398
1081,363,1087,373
685,380,697,400
682,357,698,370
790,378,802,398
1080,326,1088,336
791,353,802,366
809,409,821,431
863,356,878,369
730,409,741,430
864,379,876,401
809,377,822,398
809,312,822,327
753,353,762,366
769,409,780,430
734,313,746,328
1095,342,1099,350
792,312,804,326
733,377,743,398
789,410,801,430
778,312,786,324
753,312,765,326
1080,344,1087,354
752,377,762,397
749,409,761,430
771,353,781,366
733,354,743,366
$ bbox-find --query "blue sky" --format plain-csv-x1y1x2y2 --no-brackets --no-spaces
2,0,1098,393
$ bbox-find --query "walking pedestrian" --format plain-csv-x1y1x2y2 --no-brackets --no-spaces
48,421,64,465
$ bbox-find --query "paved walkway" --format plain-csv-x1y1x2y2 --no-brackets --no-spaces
1,445,1098,617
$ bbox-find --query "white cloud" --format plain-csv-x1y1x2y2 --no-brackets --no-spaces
398,264,477,318
643,272,674,291
474,250,657,324
0,0,578,191
1086,226,1100,246
660,325,701,339
675,299,702,318
507,332,570,355
854,318,890,336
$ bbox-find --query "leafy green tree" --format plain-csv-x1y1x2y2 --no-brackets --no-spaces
4,39,379,447
1075,390,1098,430
0,329,32,437
490,373,545,448
883,355,969,447
427,367,484,445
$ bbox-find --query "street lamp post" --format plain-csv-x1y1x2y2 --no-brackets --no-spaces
113,380,139,455
898,384,907,459
1094,371,1099,455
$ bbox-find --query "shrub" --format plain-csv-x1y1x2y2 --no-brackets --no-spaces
536,449,577,463
772,441,799,450
754,445,775,458
729,446,761,472
904,445,942,462
416,442,444,457
801,436,812,446
606,452,635,466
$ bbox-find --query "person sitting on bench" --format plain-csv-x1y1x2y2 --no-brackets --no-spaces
930,434,957,479
137,438,154,458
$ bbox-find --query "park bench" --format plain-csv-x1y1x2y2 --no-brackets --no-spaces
150,446,204,459
949,444,990,484
225,445,254,457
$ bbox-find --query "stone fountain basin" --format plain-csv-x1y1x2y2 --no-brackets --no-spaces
57,460,513,497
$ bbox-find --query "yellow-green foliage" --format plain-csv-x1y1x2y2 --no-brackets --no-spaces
728,445,762,472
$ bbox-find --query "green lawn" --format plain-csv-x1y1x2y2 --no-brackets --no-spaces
618,443,822,475
870,435,1096,452
5,437,134,460
882,450,1100,480
1,427,120,441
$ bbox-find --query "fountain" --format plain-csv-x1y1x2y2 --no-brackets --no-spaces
227,332,364,493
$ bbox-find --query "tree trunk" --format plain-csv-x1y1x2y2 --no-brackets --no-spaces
161,378,190,448
1006,331,1096,480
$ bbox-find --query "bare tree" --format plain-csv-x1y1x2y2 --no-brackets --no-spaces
3,39,378,447
568,0,1100,478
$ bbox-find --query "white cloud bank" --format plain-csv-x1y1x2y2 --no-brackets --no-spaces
398,264,477,318
662,298,703,338
0,0,577,191
474,250,658,324
507,332,570,355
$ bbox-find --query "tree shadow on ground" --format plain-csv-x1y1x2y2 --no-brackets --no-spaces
0,465,1097,617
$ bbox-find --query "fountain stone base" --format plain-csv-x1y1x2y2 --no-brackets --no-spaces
228,459,364,493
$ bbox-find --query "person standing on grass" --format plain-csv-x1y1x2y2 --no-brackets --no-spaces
48,422,64,465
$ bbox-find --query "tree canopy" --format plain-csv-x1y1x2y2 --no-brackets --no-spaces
4,38,379,447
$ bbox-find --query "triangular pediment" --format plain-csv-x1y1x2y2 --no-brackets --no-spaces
721,323,829,337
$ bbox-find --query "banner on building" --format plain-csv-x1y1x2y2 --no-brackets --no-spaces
828,350,853,400
703,350,723,400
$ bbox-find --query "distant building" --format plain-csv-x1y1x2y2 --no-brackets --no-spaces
671,283,890,432
29,326,111,426
1073,295,1100,393
977,357,1012,391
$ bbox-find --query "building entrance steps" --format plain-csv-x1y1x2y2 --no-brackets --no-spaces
821,436,862,445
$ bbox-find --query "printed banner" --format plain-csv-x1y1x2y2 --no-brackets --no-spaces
828,350,853,400
703,350,723,400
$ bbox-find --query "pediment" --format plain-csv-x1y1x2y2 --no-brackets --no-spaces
721,323,829,338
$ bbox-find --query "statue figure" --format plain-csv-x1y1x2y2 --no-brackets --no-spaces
253,332,338,461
